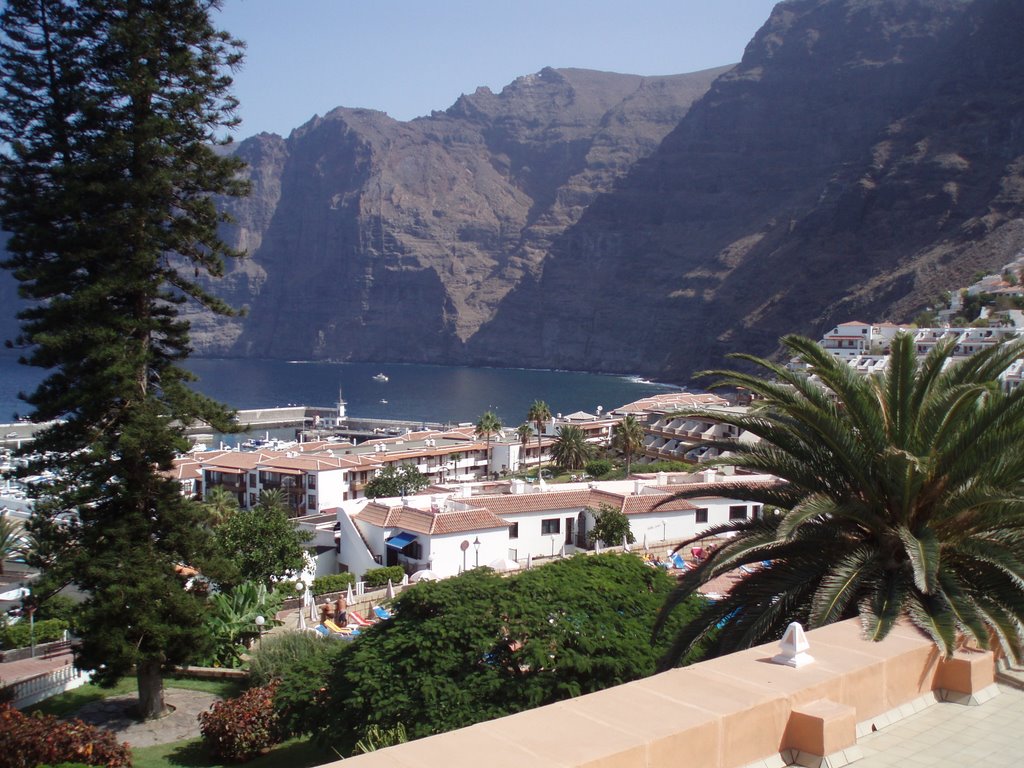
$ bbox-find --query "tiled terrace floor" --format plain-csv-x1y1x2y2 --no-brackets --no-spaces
853,665,1024,767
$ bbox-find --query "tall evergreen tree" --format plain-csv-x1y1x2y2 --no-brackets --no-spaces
0,0,246,718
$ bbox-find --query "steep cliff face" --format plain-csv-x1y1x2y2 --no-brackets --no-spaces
5,0,1021,382
470,0,1024,379
204,66,727,360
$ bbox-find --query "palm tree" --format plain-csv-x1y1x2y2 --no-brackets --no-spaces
203,485,240,527
0,514,23,575
527,400,552,477
475,411,503,480
612,414,645,476
552,425,593,471
515,423,533,473
654,333,1024,669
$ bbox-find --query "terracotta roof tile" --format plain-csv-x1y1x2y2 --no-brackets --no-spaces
355,503,509,535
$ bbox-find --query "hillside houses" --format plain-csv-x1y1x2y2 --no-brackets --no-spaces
807,321,1024,392
330,471,777,579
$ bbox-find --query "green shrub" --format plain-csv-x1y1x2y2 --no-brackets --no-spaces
248,632,347,737
363,567,404,590
584,459,613,477
0,618,67,650
0,703,130,767
34,596,80,634
310,573,355,596
199,681,284,762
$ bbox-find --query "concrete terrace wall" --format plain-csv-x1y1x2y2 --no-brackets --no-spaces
325,618,997,768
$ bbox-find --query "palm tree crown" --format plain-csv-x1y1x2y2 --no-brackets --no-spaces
612,414,645,476
527,400,552,475
655,333,1024,668
475,411,503,480
552,425,593,471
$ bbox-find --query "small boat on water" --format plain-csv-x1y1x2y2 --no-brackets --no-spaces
379,399,388,404
373,373,389,382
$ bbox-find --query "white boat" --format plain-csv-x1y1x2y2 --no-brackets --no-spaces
380,399,388,404
373,373,389,382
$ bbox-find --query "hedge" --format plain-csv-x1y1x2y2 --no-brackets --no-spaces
363,566,404,590
0,619,68,650
310,573,356,596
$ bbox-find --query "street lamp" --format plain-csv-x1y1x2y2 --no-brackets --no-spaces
254,614,265,649
295,581,307,630
473,536,481,568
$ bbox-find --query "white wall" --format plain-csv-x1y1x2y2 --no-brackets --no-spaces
315,468,348,510
425,528,510,578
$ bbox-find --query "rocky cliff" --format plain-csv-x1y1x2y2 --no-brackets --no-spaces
6,0,1024,384
188,66,726,362
468,0,1024,380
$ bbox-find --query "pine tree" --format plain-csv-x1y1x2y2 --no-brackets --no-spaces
0,0,247,719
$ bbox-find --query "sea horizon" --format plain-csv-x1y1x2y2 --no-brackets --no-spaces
0,354,681,428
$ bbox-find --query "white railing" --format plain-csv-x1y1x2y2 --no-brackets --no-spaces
8,663,91,709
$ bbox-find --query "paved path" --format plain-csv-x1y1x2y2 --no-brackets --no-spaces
0,645,75,684
74,688,221,748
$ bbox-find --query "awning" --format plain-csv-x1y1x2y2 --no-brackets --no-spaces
386,531,417,550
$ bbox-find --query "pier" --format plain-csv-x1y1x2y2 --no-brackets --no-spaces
3,406,449,448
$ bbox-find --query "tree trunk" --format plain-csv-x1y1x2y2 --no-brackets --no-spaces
136,658,167,719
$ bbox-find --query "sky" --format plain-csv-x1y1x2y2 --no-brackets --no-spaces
214,0,782,139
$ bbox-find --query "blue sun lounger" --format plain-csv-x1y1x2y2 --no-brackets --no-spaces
669,552,689,570
372,605,394,621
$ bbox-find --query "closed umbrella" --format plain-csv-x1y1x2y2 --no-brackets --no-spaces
526,552,533,569
346,582,355,604
622,534,630,553
594,540,602,554
386,579,395,599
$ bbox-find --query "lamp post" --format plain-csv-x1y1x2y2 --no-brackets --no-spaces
254,614,265,649
295,581,307,630
473,536,481,568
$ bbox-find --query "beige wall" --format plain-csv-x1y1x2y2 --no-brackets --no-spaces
322,618,996,768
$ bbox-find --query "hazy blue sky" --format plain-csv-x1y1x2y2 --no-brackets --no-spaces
215,0,781,139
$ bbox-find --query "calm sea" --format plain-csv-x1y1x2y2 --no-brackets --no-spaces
0,354,678,427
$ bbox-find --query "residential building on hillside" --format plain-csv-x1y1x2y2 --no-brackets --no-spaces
334,471,775,579
807,321,1024,393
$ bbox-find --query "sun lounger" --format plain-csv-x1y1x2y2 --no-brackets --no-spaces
669,552,689,570
372,605,394,621
738,564,756,574
349,610,376,626
324,619,354,634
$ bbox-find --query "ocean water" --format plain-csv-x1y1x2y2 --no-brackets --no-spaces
0,354,678,427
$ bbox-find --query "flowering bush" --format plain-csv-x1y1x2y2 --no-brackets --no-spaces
199,681,283,762
0,703,131,768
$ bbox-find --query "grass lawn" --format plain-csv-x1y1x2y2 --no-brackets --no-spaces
29,676,334,768
133,736,336,768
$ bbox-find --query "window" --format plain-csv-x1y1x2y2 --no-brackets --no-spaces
729,505,747,521
307,494,317,508
695,508,708,524
752,504,762,519
509,522,519,539
307,474,316,489
541,518,560,535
